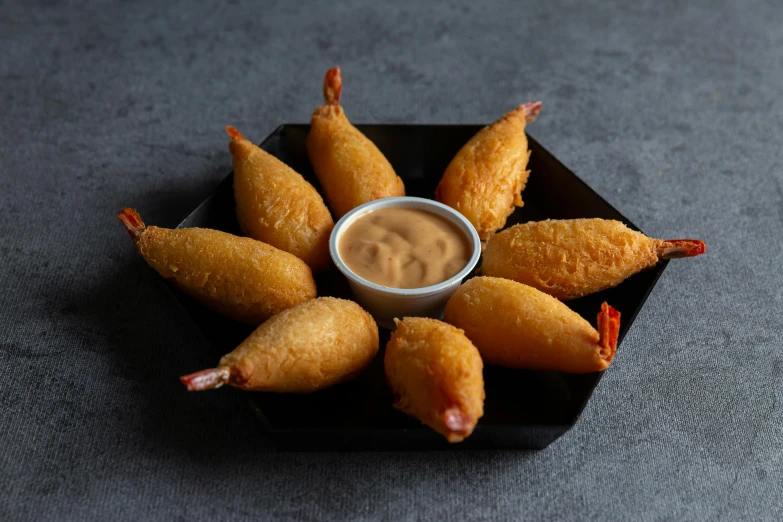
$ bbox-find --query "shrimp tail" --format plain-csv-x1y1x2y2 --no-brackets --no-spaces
443,406,476,443
657,239,706,259
323,66,342,106
520,100,543,123
597,302,621,363
117,208,146,244
226,125,245,141
180,367,232,391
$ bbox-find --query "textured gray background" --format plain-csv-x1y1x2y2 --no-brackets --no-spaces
2,0,782,520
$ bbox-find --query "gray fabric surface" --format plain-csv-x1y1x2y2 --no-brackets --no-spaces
2,0,782,520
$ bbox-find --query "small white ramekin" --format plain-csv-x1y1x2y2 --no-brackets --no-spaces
329,196,481,329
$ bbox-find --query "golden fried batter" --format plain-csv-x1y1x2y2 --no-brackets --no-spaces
228,126,334,272
307,67,405,218
117,208,316,325
443,277,620,374
435,101,542,239
181,297,379,393
482,218,706,300
385,317,484,442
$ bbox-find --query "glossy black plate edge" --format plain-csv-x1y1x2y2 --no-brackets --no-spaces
523,133,671,421
166,126,285,438
566,259,669,424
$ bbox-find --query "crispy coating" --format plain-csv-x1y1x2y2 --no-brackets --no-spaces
228,126,334,272
435,101,542,239
182,297,379,393
443,277,620,374
117,208,316,325
307,67,405,219
482,219,706,300
385,317,484,442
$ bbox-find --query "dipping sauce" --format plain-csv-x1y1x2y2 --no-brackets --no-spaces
338,207,471,289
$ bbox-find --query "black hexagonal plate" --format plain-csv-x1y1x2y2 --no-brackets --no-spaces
171,124,668,451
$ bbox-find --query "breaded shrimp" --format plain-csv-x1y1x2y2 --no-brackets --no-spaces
385,317,484,442
307,66,405,218
117,208,316,325
228,126,334,272
435,101,542,239
443,277,620,374
180,298,379,393
482,218,706,300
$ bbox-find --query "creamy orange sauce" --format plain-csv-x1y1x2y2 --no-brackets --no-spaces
338,207,471,289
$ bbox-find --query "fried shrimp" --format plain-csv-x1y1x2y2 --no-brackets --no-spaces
443,277,620,374
384,317,484,442
228,126,334,272
180,298,379,393
482,218,706,300
117,208,316,325
435,101,542,239
307,66,405,218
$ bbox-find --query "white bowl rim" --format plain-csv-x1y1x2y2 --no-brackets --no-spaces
329,196,482,297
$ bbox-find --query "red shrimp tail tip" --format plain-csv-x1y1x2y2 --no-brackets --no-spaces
117,208,146,243
225,125,245,141
323,66,342,106
597,302,621,363
521,100,543,123
658,239,706,259
180,367,231,391
443,406,476,443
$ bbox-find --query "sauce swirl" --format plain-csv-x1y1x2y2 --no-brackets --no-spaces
338,207,471,289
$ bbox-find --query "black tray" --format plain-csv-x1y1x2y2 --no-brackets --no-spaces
173,124,668,451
